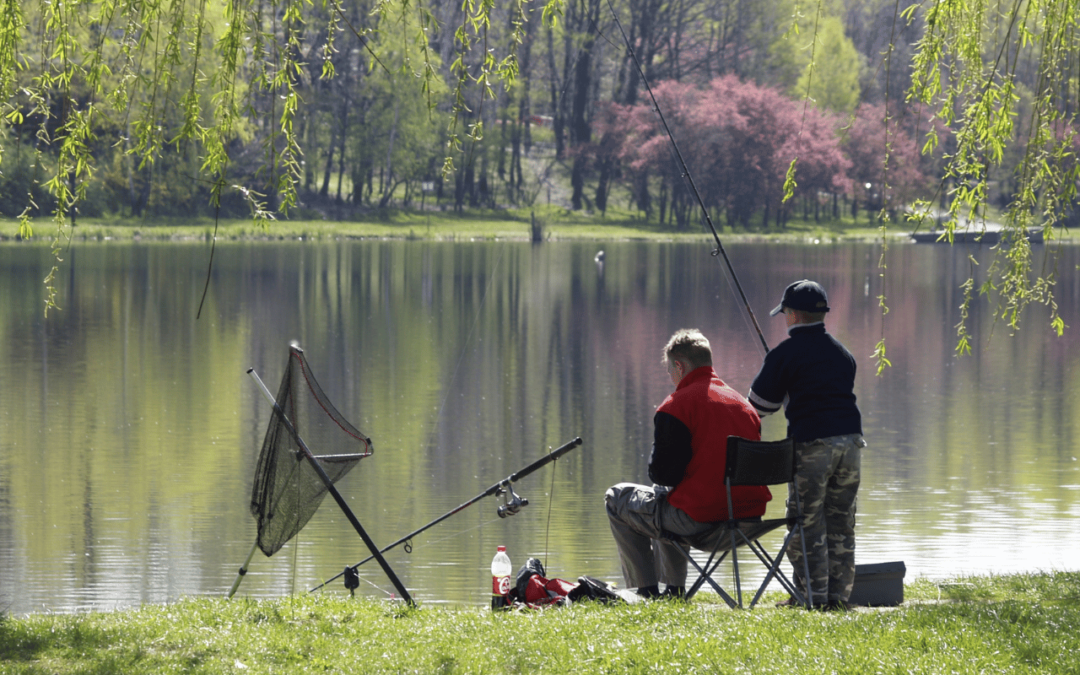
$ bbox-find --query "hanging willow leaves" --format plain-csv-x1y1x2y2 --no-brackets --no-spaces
905,0,1077,346
1,0,560,314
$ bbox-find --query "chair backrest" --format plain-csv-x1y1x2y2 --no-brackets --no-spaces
725,436,795,487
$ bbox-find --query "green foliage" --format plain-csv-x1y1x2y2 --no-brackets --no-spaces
782,157,798,203
793,16,862,113
906,0,1078,349
873,222,890,374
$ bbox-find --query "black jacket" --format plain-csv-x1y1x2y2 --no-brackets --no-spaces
748,323,861,443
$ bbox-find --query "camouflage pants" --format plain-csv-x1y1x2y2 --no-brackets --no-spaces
786,434,864,606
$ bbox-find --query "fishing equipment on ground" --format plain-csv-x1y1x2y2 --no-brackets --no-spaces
228,344,413,605
604,0,770,355
491,546,513,611
504,558,628,609
310,436,584,593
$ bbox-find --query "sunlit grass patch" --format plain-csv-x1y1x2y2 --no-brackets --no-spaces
2,572,1079,674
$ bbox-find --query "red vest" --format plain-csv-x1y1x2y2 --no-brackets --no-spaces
661,367,771,522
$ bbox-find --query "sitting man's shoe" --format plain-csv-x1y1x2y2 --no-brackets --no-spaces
660,585,687,601
635,584,662,599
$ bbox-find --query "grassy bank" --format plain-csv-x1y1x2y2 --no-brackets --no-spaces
2,572,1077,674
1,207,910,244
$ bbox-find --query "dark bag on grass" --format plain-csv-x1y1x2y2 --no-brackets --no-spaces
566,576,625,604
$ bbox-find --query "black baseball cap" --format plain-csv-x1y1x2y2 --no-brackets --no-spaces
769,280,830,316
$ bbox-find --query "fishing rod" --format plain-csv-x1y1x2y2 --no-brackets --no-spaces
310,436,584,592
605,0,770,354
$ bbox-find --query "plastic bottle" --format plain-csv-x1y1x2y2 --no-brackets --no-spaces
491,545,512,610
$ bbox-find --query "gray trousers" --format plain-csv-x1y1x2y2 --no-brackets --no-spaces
605,483,716,589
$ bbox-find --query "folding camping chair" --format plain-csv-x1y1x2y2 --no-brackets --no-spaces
664,436,812,609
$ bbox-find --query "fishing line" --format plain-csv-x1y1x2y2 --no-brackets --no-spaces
650,112,769,359
350,570,396,597
543,457,557,571
603,0,769,355
291,529,300,595
416,516,503,549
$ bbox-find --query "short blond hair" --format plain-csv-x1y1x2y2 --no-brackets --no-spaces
662,329,713,369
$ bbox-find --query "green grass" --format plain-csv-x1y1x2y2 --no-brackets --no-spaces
0,206,919,245
2,572,1078,674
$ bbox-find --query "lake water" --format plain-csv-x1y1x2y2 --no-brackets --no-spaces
1,238,1078,614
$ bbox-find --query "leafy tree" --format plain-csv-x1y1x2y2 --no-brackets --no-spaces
613,75,850,228
793,16,862,113
844,102,927,216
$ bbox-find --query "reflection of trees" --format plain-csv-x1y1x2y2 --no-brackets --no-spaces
3,241,1078,609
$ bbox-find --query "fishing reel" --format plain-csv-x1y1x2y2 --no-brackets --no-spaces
496,482,529,518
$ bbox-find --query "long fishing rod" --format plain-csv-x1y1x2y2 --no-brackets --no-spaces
310,436,584,593
605,0,770,354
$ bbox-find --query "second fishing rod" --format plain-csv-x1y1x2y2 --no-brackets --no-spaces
604,0,770,355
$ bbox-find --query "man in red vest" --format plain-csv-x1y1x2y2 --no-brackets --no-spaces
606,329,771,599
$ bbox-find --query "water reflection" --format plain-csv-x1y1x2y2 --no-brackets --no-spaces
0,240,1077,614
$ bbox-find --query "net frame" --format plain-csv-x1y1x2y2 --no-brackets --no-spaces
249,346,372,557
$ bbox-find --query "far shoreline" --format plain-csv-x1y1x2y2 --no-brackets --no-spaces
2,209,1072,245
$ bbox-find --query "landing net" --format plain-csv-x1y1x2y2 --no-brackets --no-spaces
250,347,372,557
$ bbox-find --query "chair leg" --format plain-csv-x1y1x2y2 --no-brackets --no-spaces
669,542,738,607
687,551,738,607
747,538,804,608
795,519,814,607
750,542,796,594
729,528,742,608
734,528,808,609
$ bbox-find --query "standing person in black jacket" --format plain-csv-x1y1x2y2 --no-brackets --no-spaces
748,280,865,609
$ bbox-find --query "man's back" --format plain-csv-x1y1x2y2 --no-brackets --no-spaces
655,367,770,522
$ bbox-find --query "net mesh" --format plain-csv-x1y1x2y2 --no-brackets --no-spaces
250,347,372,557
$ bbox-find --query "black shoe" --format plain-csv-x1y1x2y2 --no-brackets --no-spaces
660,585,687,601
776,596,828,610
635,585,661,599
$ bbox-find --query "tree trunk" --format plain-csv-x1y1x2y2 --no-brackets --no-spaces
319,134,334,197
378,101,400,207
636,170,651,215
547,27,565,159
335,103,348,202
595,157,610,215
569,0,600,210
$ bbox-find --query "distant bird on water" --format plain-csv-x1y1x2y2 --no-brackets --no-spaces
594,250,605,263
